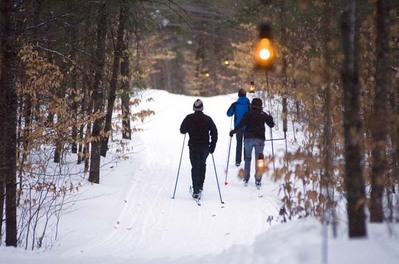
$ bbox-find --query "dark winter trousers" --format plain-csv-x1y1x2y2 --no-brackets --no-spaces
235,130,244,164
189,143,209,194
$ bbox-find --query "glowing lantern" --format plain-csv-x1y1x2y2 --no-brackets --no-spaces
224,58,229,66
254,23,275,69
249,81,255,93
256,153,265,171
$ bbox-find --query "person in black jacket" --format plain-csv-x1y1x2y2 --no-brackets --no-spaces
229,98,274,187
180,99,218,199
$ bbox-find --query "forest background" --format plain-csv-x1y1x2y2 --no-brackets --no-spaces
0,0,399,250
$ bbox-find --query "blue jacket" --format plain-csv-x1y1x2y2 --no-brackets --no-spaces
227,96,250,130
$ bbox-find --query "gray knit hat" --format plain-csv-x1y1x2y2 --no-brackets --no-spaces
193,99,204,111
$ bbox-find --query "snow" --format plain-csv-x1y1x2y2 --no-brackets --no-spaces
1,89,399,263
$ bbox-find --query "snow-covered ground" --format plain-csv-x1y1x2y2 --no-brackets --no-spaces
1,89,398,263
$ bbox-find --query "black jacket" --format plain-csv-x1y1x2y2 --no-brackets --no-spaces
233,108,274,141
180,111,218,149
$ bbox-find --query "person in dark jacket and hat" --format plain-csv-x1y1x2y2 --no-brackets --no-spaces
180,99,218,199
229,98,274,187
226,88,250,166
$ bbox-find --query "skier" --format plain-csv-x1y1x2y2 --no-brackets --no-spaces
229,98,274,188
180,99,218,199
226,88,250,166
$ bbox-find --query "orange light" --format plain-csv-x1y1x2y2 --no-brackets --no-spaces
255,38,274,68
259,47,271,60
224,58,229,65
249,81,255,93
256,153,264,170
257,158,264,170
256,153,265,178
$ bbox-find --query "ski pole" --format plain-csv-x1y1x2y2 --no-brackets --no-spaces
225,117,234,185
211,154,225,204
224,136,232,185
270,127,275,171
172,134,186,199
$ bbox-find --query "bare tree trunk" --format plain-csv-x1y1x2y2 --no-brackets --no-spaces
78,5,93,166
54,141,62,163
321,2,339,239
101,2,128,157
0,0,18,247
369,0,390,223
121,49,131,139
88,1,107,184
69,15,79,155
393,74,399,223
0,174,3,244
78,75,91,167
71,79,79,155
278,0,288,139
341,0,367,238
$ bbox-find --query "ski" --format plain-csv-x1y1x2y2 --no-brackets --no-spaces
193,192,202,206
194,197,201,206
190,186,202,206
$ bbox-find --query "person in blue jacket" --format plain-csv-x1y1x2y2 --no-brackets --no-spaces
180,99,218,199
229,98,274,187
226,88,250,166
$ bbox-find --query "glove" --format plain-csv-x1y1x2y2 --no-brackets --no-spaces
209,145,215,154
229,130,234,137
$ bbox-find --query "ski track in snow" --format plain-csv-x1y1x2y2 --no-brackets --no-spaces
65,90,284,261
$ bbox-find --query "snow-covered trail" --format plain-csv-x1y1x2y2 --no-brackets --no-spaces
61,89,283,262
4,89,399,264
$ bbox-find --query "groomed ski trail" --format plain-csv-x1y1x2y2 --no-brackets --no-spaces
64,90,282,262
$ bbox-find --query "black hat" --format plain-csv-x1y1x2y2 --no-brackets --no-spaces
238,88,247,97
193,99,204,111
251,98,262,109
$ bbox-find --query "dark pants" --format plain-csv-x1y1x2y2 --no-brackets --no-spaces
235,130,244,164
189,144,209,194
